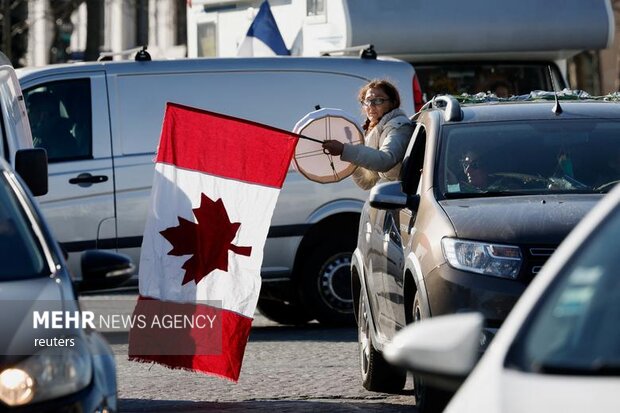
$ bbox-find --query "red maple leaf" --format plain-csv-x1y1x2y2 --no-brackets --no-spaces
160,193,252,285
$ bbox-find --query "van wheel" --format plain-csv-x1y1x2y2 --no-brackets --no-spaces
359,292,406,392
300,236,356,326
256,299,312,325
412,292,449,413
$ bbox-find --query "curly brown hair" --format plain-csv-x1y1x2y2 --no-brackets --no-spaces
358,79,401,131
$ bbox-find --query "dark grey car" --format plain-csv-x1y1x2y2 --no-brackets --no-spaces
351,95,620,412
0,158,133,412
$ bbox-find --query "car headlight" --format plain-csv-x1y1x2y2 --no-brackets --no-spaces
0,337,92,406
0,368,35,406
441,238,522,279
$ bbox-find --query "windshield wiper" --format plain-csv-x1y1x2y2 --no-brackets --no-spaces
594,180,620,193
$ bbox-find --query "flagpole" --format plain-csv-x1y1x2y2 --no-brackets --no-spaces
297,134,324,144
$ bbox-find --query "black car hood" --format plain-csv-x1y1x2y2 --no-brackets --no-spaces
0,276,79,362
439,194,601,244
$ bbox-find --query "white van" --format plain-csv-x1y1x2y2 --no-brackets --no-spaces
0,53,47,196
16,55,415,325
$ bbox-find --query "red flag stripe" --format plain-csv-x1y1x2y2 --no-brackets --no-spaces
128,296,252,382
156,103,298,189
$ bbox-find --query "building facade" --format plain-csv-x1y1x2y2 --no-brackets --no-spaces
25,0,186,66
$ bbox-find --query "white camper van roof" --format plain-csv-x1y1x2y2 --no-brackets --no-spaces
344,0,614,62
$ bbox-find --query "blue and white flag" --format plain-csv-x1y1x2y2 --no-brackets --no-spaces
237,1,290,56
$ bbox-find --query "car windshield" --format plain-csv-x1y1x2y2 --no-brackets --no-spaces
504,206,620,375
0,172,47,279
438,119,620,199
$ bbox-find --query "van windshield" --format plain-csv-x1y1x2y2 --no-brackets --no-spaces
438,119,620,199
415,63,559,100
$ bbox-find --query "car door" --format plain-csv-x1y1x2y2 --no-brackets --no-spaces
21,72,115,280
362,204,389,333
378,208,406,333
386,123,427,333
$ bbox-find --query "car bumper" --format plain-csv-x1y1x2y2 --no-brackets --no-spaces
425,263,527,329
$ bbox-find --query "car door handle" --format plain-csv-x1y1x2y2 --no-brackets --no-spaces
69,173,108,186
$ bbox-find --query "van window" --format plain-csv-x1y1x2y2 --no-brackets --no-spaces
415,63,561,100
197,22,217,57
24,79,92,163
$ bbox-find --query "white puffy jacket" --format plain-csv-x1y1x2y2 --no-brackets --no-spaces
341,108,414,190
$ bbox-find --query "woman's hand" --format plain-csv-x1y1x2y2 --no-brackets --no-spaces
322,140,344,156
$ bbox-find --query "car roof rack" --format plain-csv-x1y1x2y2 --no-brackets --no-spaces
432,95,463,122
98,45,151,62
320,44,377,59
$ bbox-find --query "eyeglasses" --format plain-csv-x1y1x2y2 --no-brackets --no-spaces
361,98,390,107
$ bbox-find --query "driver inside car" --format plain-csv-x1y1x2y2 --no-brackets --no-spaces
457,150,490,192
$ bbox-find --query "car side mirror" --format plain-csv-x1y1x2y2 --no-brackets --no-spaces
77,250,135,293
15,148,48,196
369,181,420,212
384,312,483,392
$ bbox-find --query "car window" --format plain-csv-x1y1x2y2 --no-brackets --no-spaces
401,123,426,194
438,120,620,198
504,206,620,375
24,79,92,163
0,172,47,279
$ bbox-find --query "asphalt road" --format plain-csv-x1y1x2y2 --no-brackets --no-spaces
81,294,419,412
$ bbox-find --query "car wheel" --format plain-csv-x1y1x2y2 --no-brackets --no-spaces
300,236,356,326
256,299,312,325
358,292,406,392
412,292,449,413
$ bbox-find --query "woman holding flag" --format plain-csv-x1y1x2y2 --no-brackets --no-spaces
322,79,414,190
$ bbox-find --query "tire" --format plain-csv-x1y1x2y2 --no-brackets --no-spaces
358,292,406,392
300,235,357,326
256,299,312,325
412,292,450,413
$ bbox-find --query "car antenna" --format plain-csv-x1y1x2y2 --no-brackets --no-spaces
548,66,562,115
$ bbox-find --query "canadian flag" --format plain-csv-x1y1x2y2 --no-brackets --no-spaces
128,103,298,381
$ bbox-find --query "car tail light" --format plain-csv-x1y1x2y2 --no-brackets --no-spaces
412,74,425,113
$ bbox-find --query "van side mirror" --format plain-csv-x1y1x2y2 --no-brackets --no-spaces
77,250,135,293
369,181,420,211
15,148,48,196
